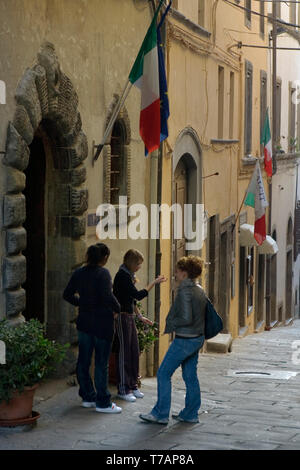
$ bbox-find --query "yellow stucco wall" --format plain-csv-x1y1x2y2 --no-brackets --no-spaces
158,0,270,360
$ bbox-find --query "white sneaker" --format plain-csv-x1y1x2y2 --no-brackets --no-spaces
96,403,122,414
82,401,96,408
117,393,136,402
132,389,144,398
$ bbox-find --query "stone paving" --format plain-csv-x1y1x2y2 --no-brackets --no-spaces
1,320,300,450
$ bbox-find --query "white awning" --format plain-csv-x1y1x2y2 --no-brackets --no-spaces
239,224,278,255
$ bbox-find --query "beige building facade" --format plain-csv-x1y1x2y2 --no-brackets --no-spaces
0,0,158,374
0,0,298,376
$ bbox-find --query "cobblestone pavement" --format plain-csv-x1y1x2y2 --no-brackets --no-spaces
1,321,300,450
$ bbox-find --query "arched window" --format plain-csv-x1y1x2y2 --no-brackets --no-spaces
109,120,127,205
286,218,293,320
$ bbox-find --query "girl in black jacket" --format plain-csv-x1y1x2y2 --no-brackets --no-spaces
63,243,122,414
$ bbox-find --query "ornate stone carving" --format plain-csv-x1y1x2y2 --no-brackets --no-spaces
4,123,30,171
71,188,88,215
2,42,88,351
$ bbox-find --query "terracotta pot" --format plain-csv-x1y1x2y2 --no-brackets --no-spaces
0,384,39,421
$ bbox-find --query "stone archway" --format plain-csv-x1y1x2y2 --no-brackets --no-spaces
2,42,88,346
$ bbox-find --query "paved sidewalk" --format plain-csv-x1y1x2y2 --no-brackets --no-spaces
1,321,300,450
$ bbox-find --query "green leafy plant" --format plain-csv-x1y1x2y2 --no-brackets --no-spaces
135,302,159,353
0,319,69,403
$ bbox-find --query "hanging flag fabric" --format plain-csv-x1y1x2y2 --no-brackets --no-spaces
157,1,171,146
261,108,272,177
144,1,171,156
129,1,164,154
244,160,269,245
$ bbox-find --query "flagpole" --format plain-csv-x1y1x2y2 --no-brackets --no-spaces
232,192,247,232
93,80,132,163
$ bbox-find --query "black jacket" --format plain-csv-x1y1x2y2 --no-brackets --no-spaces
63,265,120,340
113,268,148,314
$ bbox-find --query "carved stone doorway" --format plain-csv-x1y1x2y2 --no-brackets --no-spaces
2,43,88,349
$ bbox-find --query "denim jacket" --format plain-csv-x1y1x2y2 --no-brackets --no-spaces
164,278,207,336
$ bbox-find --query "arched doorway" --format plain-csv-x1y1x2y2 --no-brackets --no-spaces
286,218,293,322
23,132,46,323
2,42,88,352
172,128,202,299
174,158,187,263
270,229,277,325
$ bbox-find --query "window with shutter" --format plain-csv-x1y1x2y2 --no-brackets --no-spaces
110,120,127,205
244,60,253,156
260,0,264,38
289,82,296,152
245,0,251,28
218,66,225,139
260,71,267,145
290,2,296,27
275,78,282,148
198,0,205,27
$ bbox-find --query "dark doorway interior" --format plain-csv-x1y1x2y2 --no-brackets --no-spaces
23,135,46,323
239,246,246,329
219,231,229,332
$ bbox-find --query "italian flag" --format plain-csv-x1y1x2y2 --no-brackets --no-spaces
129,1,163,154
244,160,269,245
261,108,272,177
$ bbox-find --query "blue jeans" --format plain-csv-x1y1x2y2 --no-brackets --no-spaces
151,336,205,421
76,331,112,408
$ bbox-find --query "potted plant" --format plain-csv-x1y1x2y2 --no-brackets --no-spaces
0,318,68,425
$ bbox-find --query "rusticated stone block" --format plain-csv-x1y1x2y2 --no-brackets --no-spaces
3,255,26,289
6,288,26,317
15,68,42,131
3,194,26,228
71,188,88,215
6,227,27,255
4,123,30,171
13,104,34,145
5,166,26,193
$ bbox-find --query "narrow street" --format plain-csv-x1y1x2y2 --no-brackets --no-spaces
1,321,300,451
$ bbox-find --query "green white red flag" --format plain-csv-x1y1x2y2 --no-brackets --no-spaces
261,108,272,177
128,1,164,154
244,160,269,245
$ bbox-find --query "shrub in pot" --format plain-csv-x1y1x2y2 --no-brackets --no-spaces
0,318,69,421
